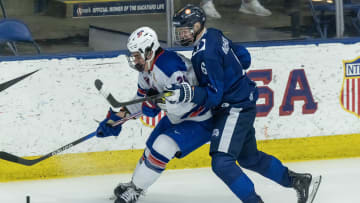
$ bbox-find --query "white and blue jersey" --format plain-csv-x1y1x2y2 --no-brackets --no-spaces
126,48,213,161
191,28,258,110
126,48,212,124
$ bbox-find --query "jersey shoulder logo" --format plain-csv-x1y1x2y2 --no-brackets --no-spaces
221,36,229,54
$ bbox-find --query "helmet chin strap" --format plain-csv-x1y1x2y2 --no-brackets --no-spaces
180,24,204,46
144,50,156,72
143,43,156,72
193,24,204,43
181,38,193,46
145,60,152,72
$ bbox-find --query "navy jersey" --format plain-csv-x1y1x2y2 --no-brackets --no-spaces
191,28,258,110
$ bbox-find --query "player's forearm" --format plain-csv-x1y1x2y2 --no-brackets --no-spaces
192,86,207,106
192,86,222,108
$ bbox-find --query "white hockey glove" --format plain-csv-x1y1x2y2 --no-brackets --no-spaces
165,82,193,104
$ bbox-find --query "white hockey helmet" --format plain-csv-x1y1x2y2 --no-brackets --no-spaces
127,27,160,71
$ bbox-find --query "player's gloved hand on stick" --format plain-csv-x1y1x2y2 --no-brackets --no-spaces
96,108,123,138
142,101,161,117
165,82,193,104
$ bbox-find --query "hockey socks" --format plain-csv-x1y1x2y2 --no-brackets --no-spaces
265,156,292,187
211,152,261,203
132,148,169,189
132,134,180,190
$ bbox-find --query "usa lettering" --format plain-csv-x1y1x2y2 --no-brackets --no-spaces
248,69,317,117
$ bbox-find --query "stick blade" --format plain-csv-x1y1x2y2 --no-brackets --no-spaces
0,152,36,166
94,79,112,105
94,79,103,91
0,69,40,92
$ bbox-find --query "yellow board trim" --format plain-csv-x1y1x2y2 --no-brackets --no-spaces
1,134,360,182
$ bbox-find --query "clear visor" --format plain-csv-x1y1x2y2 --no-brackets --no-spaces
173,26,194,46
126,52,145,72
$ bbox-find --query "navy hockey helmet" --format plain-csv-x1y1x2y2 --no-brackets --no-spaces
173,4,206,46
173,4,206,28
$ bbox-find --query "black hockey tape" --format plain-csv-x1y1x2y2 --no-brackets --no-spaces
94,79,103,90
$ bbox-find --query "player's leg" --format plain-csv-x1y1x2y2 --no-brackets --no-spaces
163,118,212,159
114,117,212,203
237,126,291,187
113,115,173,197
114,137,177,203
210,106,263,203
237,116,313,203
114,116,177,203
130,118,212,191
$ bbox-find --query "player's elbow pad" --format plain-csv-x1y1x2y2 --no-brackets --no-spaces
241,56,251,70
233,45,251,70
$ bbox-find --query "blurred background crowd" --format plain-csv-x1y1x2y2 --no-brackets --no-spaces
0,0,360,56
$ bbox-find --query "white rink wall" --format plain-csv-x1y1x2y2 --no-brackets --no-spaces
0,42,359,157
0,56,152,156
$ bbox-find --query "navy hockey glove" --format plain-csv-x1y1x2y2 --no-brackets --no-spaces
142,101,161,117
165,82,193,104
96,108,123,138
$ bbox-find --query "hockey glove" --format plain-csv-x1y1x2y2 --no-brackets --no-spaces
145,88,163,104
96,108,123,138
165,82,193,104
142,101,161,117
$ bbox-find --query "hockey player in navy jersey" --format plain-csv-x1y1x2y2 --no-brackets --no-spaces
95,26,213,203
169,4,320,203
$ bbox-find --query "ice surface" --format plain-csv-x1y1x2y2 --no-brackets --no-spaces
1,158,359,203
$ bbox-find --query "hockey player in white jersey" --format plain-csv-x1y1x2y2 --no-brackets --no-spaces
95,27,213,203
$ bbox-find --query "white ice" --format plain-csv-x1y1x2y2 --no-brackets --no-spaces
1,158,360,203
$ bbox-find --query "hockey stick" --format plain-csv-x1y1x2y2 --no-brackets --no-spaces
0,69,40,93
94,79,172,108
0,132,96,166
0,112,141,166
108,111,143,126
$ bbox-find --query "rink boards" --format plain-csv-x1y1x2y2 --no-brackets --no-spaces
0,40,360,182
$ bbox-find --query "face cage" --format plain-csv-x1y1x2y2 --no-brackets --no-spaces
126,54,145,72
173,26,194,46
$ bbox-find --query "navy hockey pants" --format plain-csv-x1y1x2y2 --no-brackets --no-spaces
210,105,291,202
